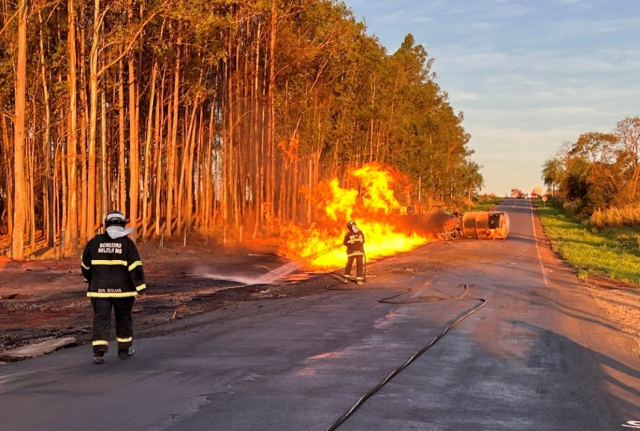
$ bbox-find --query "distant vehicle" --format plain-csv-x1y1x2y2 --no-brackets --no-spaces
510,187,523,198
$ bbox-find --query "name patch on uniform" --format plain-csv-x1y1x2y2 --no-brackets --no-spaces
97,288,123,293
98,242,123,254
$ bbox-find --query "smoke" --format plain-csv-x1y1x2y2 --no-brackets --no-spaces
389,209,455,239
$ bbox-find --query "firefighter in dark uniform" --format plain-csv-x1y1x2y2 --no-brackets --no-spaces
343,220,365,285
81,211,146,364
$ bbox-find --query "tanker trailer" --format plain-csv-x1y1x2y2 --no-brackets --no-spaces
459,211,510,239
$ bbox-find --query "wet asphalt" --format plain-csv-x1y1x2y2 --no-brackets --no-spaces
0,199,639,431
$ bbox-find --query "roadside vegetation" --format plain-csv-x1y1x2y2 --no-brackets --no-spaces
540,115,640,285
541,116,640,224
471,195,505,212
535,199,640,285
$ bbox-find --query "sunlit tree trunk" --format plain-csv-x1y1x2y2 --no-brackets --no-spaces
118,55,126,213
2,116,13,241
142,62,157,239
166,28,181,237
100,91,107,224
267,0,276,230
37,11,54,247
154,69,165,237
252,21,262,238
86,0,102,239
127,1,139,236
204,104,214,239
66,0,79,254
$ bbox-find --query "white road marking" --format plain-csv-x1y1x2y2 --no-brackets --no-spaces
528,199,550,287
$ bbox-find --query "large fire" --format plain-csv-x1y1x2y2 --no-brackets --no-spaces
277,163,430,270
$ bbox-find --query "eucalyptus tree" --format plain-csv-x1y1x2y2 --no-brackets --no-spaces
10,0,27,259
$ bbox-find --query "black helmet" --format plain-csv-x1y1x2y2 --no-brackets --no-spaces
347,220,357,230
105,210,126,228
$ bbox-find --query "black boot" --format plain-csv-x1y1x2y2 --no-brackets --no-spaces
118,346,136,359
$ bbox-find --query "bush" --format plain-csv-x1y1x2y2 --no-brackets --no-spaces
590,205,640,229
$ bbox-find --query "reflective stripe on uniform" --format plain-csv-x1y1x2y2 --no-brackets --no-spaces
92,260,128,266
117,337,132,343
135,284,147,292
87,291,138,298
92,340,109,346
81,260,90,270
347,252,364,257
128,261,143,271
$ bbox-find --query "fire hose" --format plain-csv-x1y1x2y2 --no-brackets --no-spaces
324,283,487,431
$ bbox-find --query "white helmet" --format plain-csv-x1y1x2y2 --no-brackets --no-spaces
105,210,126,228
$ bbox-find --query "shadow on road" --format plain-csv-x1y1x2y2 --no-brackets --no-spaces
509,320,640,414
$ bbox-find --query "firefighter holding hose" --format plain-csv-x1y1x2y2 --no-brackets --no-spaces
343,220,365,285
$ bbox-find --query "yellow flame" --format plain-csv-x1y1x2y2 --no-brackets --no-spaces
278,163,430,270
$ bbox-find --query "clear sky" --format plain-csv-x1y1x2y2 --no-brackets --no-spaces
342,0,640,195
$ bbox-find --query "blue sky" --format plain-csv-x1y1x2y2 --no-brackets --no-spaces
342,0,640,195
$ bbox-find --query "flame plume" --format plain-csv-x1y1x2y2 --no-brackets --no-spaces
277,163,430,270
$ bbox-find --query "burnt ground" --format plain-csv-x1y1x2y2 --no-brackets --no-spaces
0,237,342,359
1,220,639,361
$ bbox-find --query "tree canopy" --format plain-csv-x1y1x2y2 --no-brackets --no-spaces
0,0,481,258
542,116,640,217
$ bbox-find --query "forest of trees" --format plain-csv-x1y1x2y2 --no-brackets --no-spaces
0,0,482,259
542,116,640,222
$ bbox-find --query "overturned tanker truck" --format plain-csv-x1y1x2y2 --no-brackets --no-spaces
441,211,510,240
394,209,510,241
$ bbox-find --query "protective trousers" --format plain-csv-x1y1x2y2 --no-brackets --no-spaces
91,297,135,355
345,255,364,281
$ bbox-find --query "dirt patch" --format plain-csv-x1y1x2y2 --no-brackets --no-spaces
585,278,640,356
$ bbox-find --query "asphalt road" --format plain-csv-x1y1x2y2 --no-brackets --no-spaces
1,199,639,431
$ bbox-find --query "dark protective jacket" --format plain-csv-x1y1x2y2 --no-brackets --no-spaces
343,229,365,257
81,233,146,298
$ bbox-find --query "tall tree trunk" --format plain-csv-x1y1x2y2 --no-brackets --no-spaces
87,0,101,239
118,55,126,213
267,0,276,230
38,10,54,247
2,116,13,242
79,13,89,245
252,21,262,238
154,69,165,237
27,113,35,248
225,33,236,237
142,62,158,239
66,0,79,254
204,103,214,240
128,1,139,236
167,29,181,237
221,57,228,243
100,90,107,225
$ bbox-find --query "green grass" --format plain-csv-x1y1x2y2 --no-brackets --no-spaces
535,201,640,285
